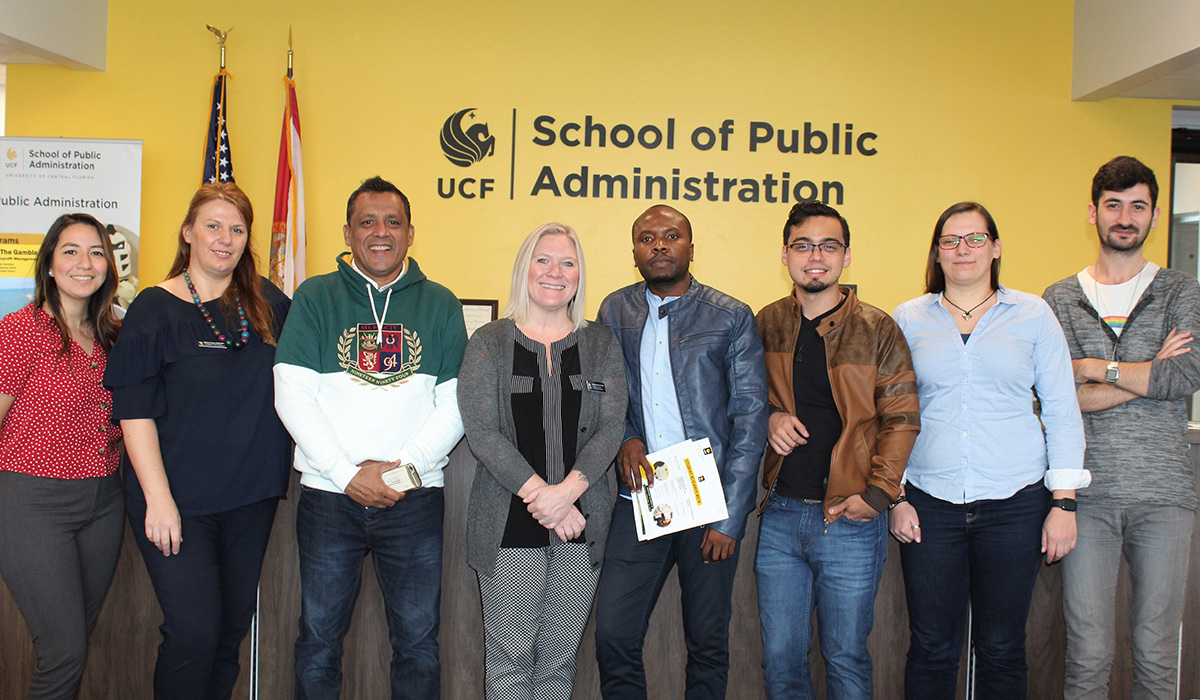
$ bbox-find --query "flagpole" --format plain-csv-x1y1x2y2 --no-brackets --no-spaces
205,24,232,68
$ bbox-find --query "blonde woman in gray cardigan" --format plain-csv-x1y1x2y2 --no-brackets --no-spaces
459,222,627,700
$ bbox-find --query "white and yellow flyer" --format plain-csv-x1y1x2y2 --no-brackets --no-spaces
632,438,728,541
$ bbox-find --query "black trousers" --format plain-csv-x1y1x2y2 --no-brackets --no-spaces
594,498,741,700
131,497,278,700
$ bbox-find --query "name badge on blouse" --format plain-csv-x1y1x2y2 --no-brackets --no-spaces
586,381,606,393
197,341,229,349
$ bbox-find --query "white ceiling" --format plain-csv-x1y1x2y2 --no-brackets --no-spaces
1122,62,1200,100
0,0,107,71
0,33,54,66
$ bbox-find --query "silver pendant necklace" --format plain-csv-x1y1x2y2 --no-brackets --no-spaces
942,289,996,320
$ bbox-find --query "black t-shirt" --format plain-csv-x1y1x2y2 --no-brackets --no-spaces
774,298,845,501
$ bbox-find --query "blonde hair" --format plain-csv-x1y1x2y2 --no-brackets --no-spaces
503,223,588,331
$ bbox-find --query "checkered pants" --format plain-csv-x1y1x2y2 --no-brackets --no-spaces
477,542,600,700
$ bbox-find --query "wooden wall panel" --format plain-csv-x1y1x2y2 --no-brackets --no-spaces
1176,433,1200,698
2,440,1198,699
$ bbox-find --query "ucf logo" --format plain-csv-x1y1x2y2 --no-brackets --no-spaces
438,107,498,200
439,108,495,167
337,323,423,386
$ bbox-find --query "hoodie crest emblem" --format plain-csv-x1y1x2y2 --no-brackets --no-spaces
337,323,422,386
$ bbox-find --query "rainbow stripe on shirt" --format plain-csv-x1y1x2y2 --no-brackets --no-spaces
1102,315,1128,331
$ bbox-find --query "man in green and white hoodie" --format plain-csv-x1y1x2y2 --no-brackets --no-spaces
274,176,467,700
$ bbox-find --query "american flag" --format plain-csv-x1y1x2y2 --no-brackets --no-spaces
202,69,235,184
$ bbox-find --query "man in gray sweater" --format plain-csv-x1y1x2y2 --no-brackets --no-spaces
1043,156,1200,700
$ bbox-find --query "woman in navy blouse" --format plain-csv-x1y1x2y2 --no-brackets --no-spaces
890,201,1089,700
104,183,291,700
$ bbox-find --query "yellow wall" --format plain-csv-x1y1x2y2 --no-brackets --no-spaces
5,0,1175,315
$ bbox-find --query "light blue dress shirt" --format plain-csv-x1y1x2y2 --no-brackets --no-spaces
892,287,1089,503
640,288,687,453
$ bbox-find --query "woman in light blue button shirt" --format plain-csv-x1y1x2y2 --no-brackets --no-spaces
890,201,1089,700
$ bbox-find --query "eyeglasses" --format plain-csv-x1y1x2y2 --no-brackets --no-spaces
786,240,846,254
937,233,992,250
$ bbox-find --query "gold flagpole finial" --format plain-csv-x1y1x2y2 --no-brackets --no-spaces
206,24,233,69
287,27,294,79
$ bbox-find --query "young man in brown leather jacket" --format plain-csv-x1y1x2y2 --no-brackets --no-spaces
754,201,920,700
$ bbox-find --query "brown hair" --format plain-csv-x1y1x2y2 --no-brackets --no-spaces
167,183,277,344
924,201,1001,294
34,213,121,354
1092,156,1157,207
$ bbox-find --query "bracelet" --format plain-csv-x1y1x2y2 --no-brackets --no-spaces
889,495,908,510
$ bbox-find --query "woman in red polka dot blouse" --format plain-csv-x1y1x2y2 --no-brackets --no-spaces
0,212,124,700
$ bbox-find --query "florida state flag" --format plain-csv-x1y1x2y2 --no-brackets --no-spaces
270,77,306,295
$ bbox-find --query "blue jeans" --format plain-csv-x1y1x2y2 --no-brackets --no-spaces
594,498,740,700
293,486,443,700
1062,503,1194,700
899,482,1048,700
754,495,887,700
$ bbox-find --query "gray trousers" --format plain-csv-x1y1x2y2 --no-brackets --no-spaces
1063,503,1194,700
477,542,599,700
0,471,124,700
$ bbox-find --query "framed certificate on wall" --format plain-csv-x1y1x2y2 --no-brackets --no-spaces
459,299,498,338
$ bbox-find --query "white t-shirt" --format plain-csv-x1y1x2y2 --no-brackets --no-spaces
1077,262,1159,337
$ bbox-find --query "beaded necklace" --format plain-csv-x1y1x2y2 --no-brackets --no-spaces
183,268,250,350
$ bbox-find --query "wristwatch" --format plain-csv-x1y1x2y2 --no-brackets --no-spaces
1051,498,1077,512
1105,361,1120,385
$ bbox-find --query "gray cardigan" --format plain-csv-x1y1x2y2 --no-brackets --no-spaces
459,319,628,575
1044,267,1200,510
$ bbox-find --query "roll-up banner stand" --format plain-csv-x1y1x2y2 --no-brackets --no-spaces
0,137,143,317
